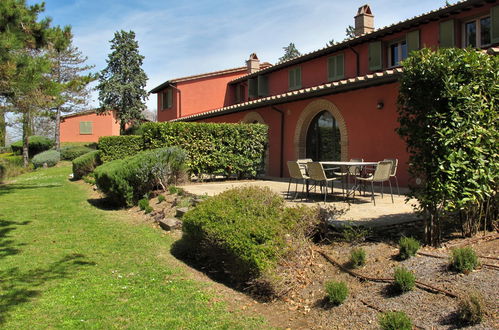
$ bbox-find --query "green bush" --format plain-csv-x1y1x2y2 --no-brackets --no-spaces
324,281,348,306
451,247,479,273
181,186,318,288
11,135,54,157
138,198,149,210
157,194,166,203
349,247,366,268
378,311,413,330
60,146,94,160
98,135,144,162
0,154,30,179
394,267,415,293
31,150,60,168
72,150,101,180
168,185,184,195
457,292,485,325
0,163,5,182
398,237,420,260
94,147,187,206
341,224,369,243
142,122,268,178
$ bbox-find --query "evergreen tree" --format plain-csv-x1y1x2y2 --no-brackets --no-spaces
278,42,301,63
345,25,356,38
97,30,148,133
47,36,96,150
0,1,69,165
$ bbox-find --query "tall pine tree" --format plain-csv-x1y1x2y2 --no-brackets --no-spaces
278,42,301,63
97,30,148,133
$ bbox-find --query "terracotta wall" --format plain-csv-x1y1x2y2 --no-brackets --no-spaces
60,111,120,143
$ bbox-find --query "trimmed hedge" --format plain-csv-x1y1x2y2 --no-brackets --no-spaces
72,150,101,180
98,135,143,162
94,147,187,206
11,136,54,157
61,146,94,160
32,150,60,168
142,122,268,178
181,186,317,288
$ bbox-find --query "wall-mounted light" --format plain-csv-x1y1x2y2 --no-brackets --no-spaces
376,101,384,110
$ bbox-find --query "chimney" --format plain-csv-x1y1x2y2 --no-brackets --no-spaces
246,53,260,74
354,5,374,36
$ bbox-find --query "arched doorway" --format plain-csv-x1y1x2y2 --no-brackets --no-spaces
306,110,341,161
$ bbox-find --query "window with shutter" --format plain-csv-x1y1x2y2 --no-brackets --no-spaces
439,20,455,48
162,88,173,109
328,54,344,81
463,15,492,48
288,67,301,90
248,78,258,99
258,75,268,97
369,41,382,71
79,121,93,135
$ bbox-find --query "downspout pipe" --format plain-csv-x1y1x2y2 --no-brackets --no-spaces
168,83,182,118
349,46,360,77
270,106,285,178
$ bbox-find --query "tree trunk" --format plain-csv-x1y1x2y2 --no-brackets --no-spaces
55,107,61,151
22,112,30,167
0,110,5,147
120,121,126,135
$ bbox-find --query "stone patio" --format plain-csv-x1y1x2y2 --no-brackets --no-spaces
181,178,421,228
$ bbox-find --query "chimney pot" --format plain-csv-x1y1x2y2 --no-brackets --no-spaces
246,53,260,73
354,4,374,36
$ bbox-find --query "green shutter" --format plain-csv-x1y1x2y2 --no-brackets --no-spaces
258,75,268,97
328,54,344,81
79,121,92,135
295,67,301,89
369,41,382,71
248,78,258,99
439,20,455,48
235,84,241,103
167,88,173,108
288,69,294,90
327,56,335,81
491,5,499,44
406,30,420,54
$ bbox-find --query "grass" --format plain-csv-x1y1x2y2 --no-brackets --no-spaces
0,165,264,328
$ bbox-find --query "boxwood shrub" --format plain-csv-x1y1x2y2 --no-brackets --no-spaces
94,147,187,206
61,145,94,160
98,135,144,162
142,122,268,178
11,136,54,157
181,186,318,295
72,150,101,180
32,150,60,168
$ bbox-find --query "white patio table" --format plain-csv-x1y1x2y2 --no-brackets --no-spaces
319,161,378,198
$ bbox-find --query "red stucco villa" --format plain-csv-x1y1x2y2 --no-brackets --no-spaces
152,0,498,186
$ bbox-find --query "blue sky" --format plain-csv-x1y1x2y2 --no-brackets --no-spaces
30,0,454,110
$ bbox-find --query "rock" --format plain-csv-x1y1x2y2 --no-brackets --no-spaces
153,211,165,222
176,207,189,218
191,197,204,206
159,218,182,231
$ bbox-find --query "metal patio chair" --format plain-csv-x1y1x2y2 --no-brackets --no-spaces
333,158,363,197
355,160,393,206
383,158,400,195
287,160,309,200
307,162,341,202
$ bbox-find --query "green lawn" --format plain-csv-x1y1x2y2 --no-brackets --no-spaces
0,164,264,329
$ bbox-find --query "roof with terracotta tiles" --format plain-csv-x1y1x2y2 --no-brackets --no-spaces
150,62,272,93
229,0,496,84
172,67,403,122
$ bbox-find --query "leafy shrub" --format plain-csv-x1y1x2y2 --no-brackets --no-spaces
0,163,5,182
457,292,485,325
394,267,415,293
138,198,149,210
157,194,166,203
60,146,94,160
0,154,30,178
82,174,95,185
398,236,420,260
31,150,60,168
341,224,369,243
324,281,348,306
181,186,319,293
450,247,479,273
142,122,268,179
72,150,101,180
378,311,412,330
11,135,54,157
168,186,184,195
94,147,187,206
349,247,366,268
98,135,143,162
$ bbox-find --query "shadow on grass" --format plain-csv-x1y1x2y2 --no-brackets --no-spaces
0,253,95,324
0,219,30,260
87,198,123,211
0,183,62,197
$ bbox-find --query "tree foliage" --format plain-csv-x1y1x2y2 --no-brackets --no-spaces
278,42,301,63
398,48,498,246
97,30,148,133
